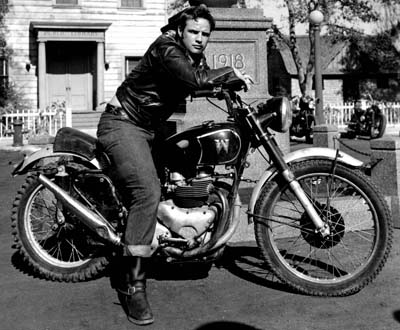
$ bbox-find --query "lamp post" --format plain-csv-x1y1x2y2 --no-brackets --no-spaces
309,10,324,125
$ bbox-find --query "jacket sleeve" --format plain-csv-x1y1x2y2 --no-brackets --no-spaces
156,41,239,91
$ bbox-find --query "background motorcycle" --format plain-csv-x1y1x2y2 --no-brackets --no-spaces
11,82,392,297
290,95,315,144
345,95,387,139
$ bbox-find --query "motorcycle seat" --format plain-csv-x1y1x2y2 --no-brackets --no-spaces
53,127,97,161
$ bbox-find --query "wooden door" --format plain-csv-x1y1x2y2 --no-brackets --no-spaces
47,42,94,111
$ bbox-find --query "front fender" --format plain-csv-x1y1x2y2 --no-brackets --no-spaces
247,147,364,223
12,145,101,176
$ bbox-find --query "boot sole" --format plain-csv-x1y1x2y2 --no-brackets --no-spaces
127,315,154,326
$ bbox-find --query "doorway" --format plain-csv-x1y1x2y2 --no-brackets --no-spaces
46,41,95,111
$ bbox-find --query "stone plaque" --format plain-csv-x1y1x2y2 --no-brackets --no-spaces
206,40,258,83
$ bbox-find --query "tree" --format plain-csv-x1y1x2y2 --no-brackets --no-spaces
0,0,29,114
341,31,400,101
264,0,385,123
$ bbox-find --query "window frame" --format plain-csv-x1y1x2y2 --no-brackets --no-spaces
0,55,9,102
118,0,144,10
123,55,142,80
53,0,81,8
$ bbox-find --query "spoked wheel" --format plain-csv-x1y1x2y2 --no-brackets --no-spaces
254,159,393,296
370,114,387,139
11,174,110,282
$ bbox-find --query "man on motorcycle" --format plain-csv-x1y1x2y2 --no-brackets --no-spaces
351,100,365,128
97,4,252,325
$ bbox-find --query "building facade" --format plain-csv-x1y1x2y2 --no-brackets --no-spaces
4,0,167,128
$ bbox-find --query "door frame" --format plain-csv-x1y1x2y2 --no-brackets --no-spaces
46,41,95,111
31,21,111,111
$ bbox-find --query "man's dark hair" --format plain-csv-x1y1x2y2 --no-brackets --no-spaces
160,5,215,34
177,5,215,32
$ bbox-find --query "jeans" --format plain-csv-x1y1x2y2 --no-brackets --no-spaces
97,112,160,257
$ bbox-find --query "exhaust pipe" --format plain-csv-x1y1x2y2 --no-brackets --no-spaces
38,174,121,246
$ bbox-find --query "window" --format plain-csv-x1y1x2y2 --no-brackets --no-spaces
120,0,143,8
0,56,8,102
125,56,141,77
54,0,78,5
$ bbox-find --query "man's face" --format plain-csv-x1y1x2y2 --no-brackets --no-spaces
178,18,211,56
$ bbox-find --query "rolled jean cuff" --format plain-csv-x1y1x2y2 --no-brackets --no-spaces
124,244,154,257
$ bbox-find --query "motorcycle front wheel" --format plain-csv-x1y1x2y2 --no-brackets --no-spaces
11,174,110,282
370,114,387,139
254,159,393,296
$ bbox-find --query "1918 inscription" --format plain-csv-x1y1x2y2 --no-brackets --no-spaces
206,40,258,83
211,54,246,70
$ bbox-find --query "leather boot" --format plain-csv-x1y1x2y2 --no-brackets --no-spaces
112,256,154,325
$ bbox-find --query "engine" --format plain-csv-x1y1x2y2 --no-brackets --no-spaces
156,166,223,248
152,122,241,249
168,166,213,208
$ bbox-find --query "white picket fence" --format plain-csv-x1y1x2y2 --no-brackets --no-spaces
324,102,400,129
0,108,72,140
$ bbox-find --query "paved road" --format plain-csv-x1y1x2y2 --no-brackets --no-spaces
1,141,400,330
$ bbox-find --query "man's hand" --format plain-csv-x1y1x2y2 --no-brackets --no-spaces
233,67,254,91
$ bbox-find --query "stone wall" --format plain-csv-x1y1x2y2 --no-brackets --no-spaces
370,136,400,228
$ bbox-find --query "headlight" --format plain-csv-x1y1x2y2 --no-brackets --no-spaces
255,96,292,133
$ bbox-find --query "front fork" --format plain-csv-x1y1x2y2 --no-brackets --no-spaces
246,110,330,237
281,168,330,237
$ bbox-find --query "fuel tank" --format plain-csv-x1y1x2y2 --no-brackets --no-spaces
163,121,243,176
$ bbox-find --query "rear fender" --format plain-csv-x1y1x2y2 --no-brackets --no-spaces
247,147,364,223
12,145,101,176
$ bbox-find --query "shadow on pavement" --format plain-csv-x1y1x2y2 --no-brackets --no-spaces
393,310,400,323
147,258,212,281
10,239,296,294
10,249,109,282
10,250,39,279
217,244,296,294
147,245,296,294
193,321,262,330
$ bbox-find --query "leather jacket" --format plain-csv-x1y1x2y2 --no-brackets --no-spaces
115,31,239,127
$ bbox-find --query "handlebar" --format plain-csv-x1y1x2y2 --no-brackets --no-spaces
190,84,245,117
191,78,245,99
191,87,222,99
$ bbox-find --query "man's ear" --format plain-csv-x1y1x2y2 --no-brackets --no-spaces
177,27,183,38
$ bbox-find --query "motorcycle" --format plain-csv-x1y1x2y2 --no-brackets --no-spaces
11,82,393,297
290,95,315,144
345,96,387,139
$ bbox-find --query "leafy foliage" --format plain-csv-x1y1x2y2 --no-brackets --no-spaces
344,32,400,73
0,2,30,114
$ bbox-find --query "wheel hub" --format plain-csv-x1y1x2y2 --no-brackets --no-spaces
300,204,345,249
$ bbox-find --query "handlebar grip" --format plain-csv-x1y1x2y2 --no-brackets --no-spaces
191,89,216,98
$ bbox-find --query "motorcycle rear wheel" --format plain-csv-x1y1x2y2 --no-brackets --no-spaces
11,174,110,282
254,159,393,296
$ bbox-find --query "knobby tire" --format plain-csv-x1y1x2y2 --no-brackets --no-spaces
11,174,110,282
254,159,393,296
